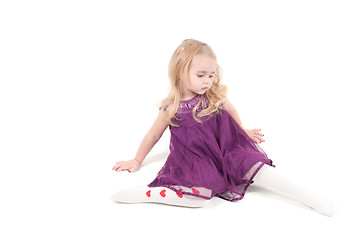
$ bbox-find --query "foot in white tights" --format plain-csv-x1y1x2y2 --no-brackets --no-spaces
111,186,208,208
253,165,334,217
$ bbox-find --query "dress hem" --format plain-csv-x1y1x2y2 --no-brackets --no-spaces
147,160,274,202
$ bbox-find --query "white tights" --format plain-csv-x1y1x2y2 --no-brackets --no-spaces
111,185,208,208
111,165,334,216
252,165,334,216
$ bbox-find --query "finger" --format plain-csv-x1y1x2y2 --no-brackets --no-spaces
254,131,264,137
114,164,127,172
253,136,264,144
113,163,122,171
252,129,263,135
113,164,119,171
113,162,121,167
129,166,139,173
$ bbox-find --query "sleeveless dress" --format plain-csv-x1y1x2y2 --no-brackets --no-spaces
148,94,274,201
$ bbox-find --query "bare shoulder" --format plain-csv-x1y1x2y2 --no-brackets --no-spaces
147,108,169,141
153,108,169,129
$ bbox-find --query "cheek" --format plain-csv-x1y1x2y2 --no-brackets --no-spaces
189,77,199,86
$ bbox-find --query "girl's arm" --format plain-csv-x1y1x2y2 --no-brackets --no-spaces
223,98,265,144
222,98,245,129
113,109,169,172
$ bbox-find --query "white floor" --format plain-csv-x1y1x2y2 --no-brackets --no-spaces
1,136,358,240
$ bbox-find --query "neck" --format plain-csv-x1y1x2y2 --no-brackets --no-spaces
181,93,198,101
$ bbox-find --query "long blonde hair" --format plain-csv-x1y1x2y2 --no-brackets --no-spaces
159,39,228,127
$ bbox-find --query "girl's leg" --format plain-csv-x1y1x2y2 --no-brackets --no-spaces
111,185,208,208
252,164,334,216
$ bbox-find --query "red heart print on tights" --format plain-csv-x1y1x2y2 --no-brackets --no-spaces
176,187,183,198
191,188,200,195
160,189,166,198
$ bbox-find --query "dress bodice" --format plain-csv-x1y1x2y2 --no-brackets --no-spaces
177,94,209,114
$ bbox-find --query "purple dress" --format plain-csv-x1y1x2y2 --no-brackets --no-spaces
148,94,274,201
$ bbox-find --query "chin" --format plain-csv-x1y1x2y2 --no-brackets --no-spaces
200,90,208,94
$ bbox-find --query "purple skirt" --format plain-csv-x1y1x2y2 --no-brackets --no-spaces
148,94,274,201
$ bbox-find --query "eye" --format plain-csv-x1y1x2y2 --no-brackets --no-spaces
209,74,215,78
197,74,204,78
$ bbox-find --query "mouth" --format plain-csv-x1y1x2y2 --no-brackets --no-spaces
202,87,208,90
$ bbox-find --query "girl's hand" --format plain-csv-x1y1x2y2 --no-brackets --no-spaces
112,159,141,173
245,129,265,144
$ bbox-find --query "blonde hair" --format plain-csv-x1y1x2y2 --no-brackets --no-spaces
159,39,228,127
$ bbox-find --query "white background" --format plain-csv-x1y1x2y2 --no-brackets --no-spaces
1,0,360,239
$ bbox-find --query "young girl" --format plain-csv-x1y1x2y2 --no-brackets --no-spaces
112,39,334,216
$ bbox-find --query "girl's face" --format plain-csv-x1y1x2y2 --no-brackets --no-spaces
182,54,217,100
